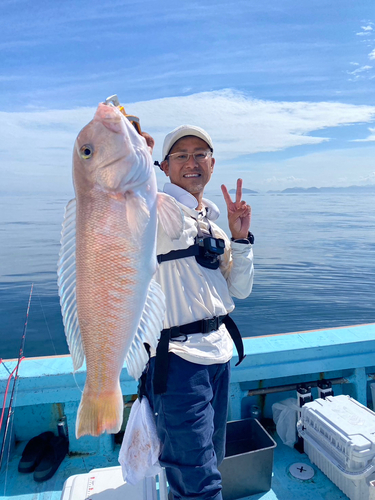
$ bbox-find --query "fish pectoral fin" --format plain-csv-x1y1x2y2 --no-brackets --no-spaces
57,198,84,371
125,279,166,380
124,191,150,239
157,192,185,240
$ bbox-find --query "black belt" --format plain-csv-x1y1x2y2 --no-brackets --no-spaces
153,314,246,395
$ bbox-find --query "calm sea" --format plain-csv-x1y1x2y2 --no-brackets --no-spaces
1,191,374,359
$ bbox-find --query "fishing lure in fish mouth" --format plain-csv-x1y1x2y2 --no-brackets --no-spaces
104,94,142,135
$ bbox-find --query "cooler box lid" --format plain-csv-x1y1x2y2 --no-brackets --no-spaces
61,466,144,500
298,395,375,474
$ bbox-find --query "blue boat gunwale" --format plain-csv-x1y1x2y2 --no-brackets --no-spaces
2,322,375,394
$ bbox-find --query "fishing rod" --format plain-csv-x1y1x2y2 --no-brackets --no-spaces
0,283,33,470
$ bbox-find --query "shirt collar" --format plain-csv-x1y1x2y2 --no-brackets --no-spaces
162,183,220,221
163,183,197,209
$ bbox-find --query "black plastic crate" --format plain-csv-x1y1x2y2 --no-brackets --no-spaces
219,418,277,500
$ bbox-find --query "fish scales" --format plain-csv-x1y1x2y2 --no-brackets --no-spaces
75,195,144,397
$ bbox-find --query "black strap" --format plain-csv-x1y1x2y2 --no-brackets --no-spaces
222,315,246,367
153,314,246,395
157,245,200,264
153,329,172,395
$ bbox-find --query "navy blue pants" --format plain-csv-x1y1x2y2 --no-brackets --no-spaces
145,353,230,500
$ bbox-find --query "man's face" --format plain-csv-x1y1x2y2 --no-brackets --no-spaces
161,136,215,196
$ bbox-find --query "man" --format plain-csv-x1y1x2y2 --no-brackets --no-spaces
144,125,254,500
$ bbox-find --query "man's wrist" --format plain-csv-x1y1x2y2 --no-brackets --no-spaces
231,231,254,245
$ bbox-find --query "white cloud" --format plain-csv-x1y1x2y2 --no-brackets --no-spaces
353,127,375,142
1,89,375,193
132,90,375,160
238,146,375,191
369,49,375,60
264,175,305,186
0,107,94,194
356,24,373,36
360,171,375,183
348,65,372,75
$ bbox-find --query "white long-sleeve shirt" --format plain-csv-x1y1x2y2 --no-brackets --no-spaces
153,183,254,365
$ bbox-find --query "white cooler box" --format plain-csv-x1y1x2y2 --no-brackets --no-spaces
60,466,168,500
297,395,375,500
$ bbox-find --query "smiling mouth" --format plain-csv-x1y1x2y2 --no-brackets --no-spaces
183,173,201,178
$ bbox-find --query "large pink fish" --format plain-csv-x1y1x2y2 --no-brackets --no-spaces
58,103,183,438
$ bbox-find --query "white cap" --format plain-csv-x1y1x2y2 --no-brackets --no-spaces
162,125,213,160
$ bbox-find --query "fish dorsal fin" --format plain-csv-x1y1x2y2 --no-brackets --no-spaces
125,279,165,380
57,198,84,371
157,192,185,240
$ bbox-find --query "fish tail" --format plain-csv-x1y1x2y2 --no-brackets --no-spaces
75,384,123,438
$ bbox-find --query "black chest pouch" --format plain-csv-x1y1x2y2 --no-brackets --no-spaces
195,236,225,269
157,236,225,270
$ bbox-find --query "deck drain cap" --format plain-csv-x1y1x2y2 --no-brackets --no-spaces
289,462,315,480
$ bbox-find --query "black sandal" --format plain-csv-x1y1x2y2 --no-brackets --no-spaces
33,435,69,482
18,431,55,473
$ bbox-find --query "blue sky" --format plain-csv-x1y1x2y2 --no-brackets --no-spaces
1,0,375,193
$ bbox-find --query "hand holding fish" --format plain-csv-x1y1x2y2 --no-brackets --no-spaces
221,178,251,240
141,131,155,153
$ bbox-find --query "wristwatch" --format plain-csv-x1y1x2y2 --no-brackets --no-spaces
231,231,254,245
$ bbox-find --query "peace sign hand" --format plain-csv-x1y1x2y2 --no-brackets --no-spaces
221,178,251,240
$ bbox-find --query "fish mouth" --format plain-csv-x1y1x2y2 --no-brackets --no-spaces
94,103,123,133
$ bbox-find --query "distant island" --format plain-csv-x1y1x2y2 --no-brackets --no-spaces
267,185,375,194
229,188,258,194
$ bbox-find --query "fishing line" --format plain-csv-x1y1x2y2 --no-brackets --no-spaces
73,370,84,394
0,362,23,433
0,360,12,377
0,284,33,472
3,356,23,497
35,285,58,356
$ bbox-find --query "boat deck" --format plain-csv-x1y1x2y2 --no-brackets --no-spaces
3,323,374,499
1,430,348,500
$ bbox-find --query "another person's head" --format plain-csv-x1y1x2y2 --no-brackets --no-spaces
160,125,215,201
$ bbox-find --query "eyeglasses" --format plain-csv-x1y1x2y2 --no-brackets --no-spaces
167,150,213,164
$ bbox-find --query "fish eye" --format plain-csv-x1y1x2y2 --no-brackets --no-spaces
80,145,93,159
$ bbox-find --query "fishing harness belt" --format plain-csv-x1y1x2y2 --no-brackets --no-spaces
153,314,246,394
